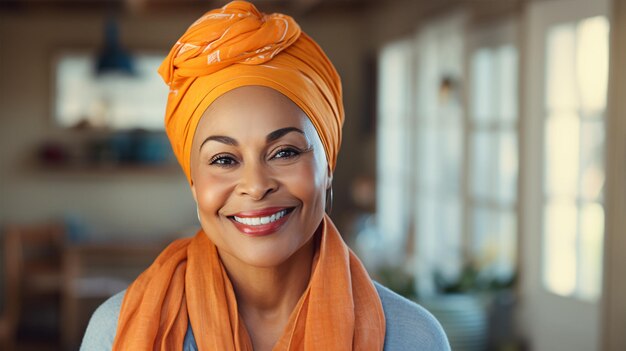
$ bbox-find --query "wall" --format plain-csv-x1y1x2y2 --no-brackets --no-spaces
0,8,372,240
0,11,200,239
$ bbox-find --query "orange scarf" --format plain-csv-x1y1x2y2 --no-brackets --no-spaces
112,216,385,350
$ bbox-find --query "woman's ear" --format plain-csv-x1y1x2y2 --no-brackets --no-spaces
326,166,333,190
190,181,198,204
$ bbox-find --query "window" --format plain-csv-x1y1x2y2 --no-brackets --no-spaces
377,14,467,296
376,15,520,296
54,52,168,130
542,16,608,300
468,44,519,283
412,17,465,294
376,39,413,263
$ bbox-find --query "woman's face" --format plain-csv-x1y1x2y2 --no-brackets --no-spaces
190,85,331,268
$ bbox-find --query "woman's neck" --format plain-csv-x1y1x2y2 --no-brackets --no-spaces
218,235,317,351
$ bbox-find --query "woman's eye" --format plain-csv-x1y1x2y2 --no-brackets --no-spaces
272,148,300,159
209,154,238,167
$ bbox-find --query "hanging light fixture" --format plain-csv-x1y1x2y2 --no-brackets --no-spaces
96,16,135,76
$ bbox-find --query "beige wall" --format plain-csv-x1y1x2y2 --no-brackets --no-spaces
0,7,400,239
0,12,200,239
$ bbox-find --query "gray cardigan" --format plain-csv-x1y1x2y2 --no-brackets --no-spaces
81,282,450,350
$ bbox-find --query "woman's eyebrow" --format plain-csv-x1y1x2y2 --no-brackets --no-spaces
266,127,304,142
200,127,304,151
200,135,238,150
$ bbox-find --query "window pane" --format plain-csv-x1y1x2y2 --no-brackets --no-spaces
56,56,96,125
416,126,438,190
471,130,496,199
471,49,495,122
55,53,168,130
576,16,609,114
498,130,518,204
377,121,406,244
471,206,494,267
415,31,440,121
579,202,604,300
497,45,518,122
437,198,462,282
416,197,438,256
415,196,438,295
546,24,578,111
496,210,517,282
377,176,405,245
580,120,605,201
543,200,578,296
377,41,412,254
105,57,167,129
378,42,410,116
470,206,517,282
440,126,462,195
544,114,580,196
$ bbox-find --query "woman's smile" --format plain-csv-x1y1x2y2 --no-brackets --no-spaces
228,206,296,236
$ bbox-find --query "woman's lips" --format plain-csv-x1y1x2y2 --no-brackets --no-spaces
228,207,295,237
230,207,291,218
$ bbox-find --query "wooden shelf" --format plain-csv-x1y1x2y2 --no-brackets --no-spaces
33,163,183,177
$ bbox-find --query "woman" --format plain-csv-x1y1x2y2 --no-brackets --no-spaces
81,1,449,350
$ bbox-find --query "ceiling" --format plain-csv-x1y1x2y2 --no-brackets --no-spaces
0,0,382,17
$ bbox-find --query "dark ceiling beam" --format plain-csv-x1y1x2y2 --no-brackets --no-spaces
0,0,376,17
288,0,324,16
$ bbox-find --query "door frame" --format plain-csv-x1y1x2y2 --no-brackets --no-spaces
602,0,626,349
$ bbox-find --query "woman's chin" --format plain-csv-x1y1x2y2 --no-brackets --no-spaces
231,247,296,268
220,237,313,270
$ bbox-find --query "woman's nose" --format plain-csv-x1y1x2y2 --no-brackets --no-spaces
236,160,278,200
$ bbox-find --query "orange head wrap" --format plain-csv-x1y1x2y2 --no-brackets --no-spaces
158,0,344,184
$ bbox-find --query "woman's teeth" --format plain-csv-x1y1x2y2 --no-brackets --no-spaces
233,209,288,226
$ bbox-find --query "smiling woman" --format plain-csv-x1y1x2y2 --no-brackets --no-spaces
80,1,450,350
191,86,328,270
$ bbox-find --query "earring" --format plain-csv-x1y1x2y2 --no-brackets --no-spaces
325,187,333,214
197,206,201,223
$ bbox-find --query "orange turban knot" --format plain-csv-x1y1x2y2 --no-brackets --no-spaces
158,0,344,184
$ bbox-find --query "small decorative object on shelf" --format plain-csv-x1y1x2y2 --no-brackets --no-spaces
36,130,179,175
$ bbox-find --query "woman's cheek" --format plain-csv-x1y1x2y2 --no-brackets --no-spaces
196,171,236,210
282,162,324,197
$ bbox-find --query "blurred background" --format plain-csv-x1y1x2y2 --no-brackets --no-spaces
0,0,625,350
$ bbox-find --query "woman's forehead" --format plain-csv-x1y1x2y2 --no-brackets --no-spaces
194,86,319,143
